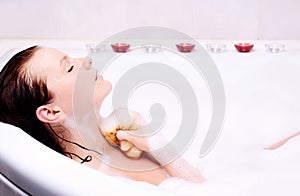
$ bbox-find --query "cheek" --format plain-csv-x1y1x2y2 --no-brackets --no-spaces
48,78,75,113
60,87,74,110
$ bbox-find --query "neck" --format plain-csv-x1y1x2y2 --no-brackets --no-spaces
60,128,103,170
60,114,106,169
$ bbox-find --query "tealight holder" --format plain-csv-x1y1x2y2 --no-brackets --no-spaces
206,43,226,53
142,44,162,53
176,43,195,52
265,43,285,53
86,43,106,53
234,43,254,53
111,43,130,53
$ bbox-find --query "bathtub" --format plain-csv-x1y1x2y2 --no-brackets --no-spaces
1,39,300,195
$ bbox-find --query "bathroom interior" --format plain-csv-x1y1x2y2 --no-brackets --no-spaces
1,0,300,195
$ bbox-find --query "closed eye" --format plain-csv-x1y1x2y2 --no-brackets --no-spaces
67,65,74,72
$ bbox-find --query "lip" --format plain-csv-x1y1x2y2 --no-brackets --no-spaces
95,71,102,81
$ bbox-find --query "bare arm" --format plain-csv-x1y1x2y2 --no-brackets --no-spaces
153,152,206,183
116,130,206,183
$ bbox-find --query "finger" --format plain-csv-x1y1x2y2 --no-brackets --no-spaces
119,140,133,151
116,130,129,140
125,146,143,159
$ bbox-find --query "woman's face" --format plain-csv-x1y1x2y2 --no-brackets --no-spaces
27,47,112,122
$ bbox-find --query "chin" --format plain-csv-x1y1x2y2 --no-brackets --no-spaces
104,80,112,93
94,80,112,111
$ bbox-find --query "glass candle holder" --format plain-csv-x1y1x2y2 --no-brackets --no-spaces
206,43,226,53
234,43,254,53
142,44,162,53
86,43,106,53
265,43,285,53
111,43,130,53
176,43,195,52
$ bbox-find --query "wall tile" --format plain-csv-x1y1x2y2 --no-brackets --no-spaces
125,0,194,38
0,0,299,40
60,0,127,39
259,0,300,40
0,0,62,38
193,0,259,39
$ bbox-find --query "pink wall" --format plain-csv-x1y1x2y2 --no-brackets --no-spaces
0,0,299,39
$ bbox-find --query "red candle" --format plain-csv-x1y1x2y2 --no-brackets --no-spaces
176,43,195,52
111,43,130,53
234,43,254,52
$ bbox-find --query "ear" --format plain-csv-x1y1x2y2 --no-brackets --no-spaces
36,105,65,124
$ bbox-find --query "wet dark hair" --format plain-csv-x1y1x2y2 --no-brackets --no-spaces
0,46,64,154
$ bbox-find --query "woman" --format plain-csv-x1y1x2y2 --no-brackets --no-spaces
0,46,206,186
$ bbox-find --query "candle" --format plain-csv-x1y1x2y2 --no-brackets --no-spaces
265,43,285,53
234,43,254,53
207,43,226,53
176,43,195,52
86,43,106,53
111,43,130,53
142,44,162,53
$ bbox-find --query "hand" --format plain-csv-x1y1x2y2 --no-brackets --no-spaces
116,130,151,152
99,108,147,158
116,128,168,153
114,110,169,153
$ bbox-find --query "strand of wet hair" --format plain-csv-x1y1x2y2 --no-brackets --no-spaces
64,152,92,164
47,123,102,164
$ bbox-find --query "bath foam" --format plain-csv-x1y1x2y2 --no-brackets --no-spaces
159,177,241,196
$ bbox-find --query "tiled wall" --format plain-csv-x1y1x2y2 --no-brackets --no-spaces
0,0,299,40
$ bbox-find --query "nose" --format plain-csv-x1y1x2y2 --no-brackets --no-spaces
82,57,92,70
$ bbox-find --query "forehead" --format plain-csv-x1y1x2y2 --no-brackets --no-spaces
25,47,65,78
31,48,65,63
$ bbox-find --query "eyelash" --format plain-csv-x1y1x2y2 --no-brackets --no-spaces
67,65,74,72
